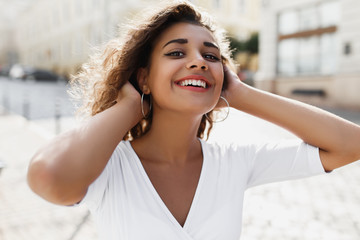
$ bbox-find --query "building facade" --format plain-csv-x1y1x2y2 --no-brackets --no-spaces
194,0,260,40
14,0,145,75
256,0,360,108
8,0,259,77
0,22,17,67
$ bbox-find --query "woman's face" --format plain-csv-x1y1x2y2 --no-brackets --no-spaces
142,22,224,116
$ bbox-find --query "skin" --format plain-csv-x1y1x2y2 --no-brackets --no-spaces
27,22,360,227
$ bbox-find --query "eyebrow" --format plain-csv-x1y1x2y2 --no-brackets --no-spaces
163,38,188,48
203,41,219,50
162,38,219,50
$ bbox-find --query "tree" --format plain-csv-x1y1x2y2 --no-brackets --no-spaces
228,32,259,56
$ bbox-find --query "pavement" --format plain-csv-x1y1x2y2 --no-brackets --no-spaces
0,106,97,240
1,105,360,240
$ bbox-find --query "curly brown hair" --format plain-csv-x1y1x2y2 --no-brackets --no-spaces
70,0,234,141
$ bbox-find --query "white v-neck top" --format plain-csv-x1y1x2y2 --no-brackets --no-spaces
80,139,325,240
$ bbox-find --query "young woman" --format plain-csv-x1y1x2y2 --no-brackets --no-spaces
27,1,360,239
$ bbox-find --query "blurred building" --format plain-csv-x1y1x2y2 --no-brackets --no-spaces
193,0,260,40
0,0,28,68
256,0,360,108
0,21,17,67
14,0,144,76
8,0,259,77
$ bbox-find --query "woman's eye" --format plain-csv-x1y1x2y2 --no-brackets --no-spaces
204,54,220,61
165,51,184,57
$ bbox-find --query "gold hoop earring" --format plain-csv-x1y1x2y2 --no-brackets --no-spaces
205,96,230,123
141,93,152,119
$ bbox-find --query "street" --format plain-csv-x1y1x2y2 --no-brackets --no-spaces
0,77,75,120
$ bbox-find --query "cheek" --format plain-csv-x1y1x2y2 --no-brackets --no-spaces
146,65,173,101
146,61,165,87
213,64,224,87
147,59,182,90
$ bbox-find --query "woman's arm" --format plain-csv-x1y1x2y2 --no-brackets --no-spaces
27,82,142,205
223,67,360,172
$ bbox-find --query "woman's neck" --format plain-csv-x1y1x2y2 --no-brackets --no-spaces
132,111,203,164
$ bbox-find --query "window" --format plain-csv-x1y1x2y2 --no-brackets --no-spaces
299,7,318,31
277,1,339,76
92,0,101,10
75,0,83,17
278,39,297,76
320,1,340,27
213,0,221,9
239,0,247,13
62,1,70,23
278,11,299,35
298,36,319,74
320,33,338,74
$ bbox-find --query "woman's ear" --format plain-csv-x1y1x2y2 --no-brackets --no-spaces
137,68,151,94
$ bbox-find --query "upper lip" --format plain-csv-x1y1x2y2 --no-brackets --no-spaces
174,75,211,87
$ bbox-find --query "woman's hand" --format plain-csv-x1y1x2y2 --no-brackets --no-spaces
116,81,141,104
115,81,144,123
116,81,151,120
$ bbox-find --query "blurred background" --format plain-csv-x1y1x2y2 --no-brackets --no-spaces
0,0,359,240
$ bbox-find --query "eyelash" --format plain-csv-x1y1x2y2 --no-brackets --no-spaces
164,51,220,62
204,54,220,61
164,51,184,57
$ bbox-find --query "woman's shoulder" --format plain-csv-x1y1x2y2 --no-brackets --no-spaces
200,139,252,158
107,140,137,164
201,138,252,150
201,138,304,158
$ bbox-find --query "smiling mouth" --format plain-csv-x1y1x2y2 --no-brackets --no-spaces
174,75,212,89
177,79,208,88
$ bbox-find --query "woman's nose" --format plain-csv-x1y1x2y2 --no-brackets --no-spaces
186,56,208,70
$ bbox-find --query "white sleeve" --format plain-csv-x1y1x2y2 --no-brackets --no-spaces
245,140,326,189
78,144,121,211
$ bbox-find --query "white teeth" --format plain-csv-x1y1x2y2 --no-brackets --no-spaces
179,79,207,88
